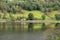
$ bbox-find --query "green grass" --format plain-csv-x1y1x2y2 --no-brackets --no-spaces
0,10,60,20
15,10,60,20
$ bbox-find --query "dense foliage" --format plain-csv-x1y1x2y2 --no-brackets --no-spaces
28,13,34,20
0,0,60,14
0,0,60,20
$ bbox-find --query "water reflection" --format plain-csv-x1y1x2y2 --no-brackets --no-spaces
0,22,60,40
0,22,60,32
41,23,46,30
28,23,34,31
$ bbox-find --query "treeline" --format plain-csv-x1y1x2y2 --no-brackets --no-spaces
0,0,60,14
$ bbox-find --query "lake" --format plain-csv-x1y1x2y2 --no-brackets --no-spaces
0,22,60,40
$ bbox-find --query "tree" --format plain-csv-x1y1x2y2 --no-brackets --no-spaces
28,13,34,20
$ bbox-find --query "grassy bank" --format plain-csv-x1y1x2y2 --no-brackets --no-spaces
0,10,60,20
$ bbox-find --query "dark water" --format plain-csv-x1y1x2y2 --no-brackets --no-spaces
0,22,60,40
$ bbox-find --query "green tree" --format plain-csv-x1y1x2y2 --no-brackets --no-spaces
28,13,34,20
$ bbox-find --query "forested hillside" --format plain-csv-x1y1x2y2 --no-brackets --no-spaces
0,0,60,20
0,0,60,13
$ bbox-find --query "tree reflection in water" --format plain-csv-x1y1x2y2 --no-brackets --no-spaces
28,23,34,31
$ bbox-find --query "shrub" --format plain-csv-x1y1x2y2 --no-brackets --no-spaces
28,13,34,20
55,14,60,20
41,15,45,20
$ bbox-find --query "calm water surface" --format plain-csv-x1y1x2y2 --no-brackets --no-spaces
0,22,60,40
0,31,46,40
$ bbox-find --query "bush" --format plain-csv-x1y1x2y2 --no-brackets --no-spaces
28,13,34,20
9,14,17,20
55,14,60,20
41,15,45,20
